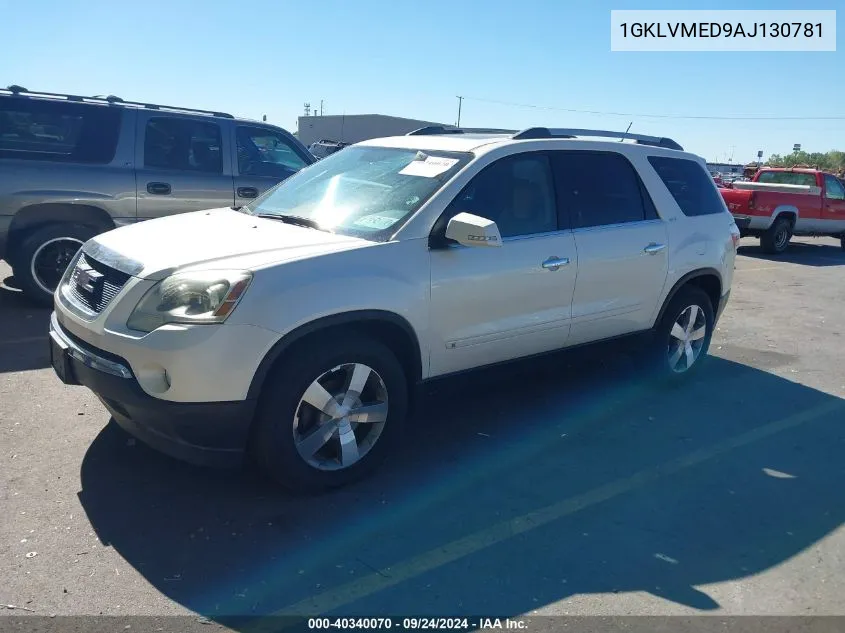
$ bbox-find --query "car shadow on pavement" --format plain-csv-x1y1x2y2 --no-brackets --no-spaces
738,241,845,267
0,275,52,373
77,348,845,626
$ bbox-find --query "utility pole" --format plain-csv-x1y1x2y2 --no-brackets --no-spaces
456,96,463,127
320,99,324,116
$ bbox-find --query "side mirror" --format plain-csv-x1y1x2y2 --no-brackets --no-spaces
444,212,502,248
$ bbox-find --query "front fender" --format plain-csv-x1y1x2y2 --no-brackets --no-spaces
228,238,431,378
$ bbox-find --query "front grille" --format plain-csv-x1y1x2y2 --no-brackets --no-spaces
67,253,131,314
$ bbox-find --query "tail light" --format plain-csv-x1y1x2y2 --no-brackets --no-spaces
730,225,741,250
748,192,757,210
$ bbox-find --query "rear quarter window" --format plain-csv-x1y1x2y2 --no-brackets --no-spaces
757,171,817,187
0,98,121,164
648,156,726,217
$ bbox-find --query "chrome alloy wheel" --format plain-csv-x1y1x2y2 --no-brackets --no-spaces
292,363,389,471
667,304,708,373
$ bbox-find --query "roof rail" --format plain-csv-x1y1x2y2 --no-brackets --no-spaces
406,125,516,136
403,125,683,150
1,85,234,119
512,127,683,151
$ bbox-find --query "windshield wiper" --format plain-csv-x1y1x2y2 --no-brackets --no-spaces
255,213,324,231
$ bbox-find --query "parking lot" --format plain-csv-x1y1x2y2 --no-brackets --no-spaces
2,237,845,624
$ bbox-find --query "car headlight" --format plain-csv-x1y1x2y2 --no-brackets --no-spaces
127,270,252,333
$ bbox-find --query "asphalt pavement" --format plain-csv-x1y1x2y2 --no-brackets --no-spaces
1,237,845,629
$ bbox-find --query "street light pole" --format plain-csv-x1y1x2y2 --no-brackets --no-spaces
456,96,463,127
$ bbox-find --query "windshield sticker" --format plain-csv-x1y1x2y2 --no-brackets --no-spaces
399,156,459,178
353,214,399,229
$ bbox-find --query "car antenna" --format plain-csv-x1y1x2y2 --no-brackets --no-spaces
620,121,633,142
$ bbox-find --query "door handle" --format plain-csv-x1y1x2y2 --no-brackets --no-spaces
541,256,570,271
146,182,171,195
237,186,259,199
643,243,667,255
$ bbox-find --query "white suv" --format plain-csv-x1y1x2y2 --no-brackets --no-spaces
49,126,740,492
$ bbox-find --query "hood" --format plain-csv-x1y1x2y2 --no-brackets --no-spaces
83,208,370,280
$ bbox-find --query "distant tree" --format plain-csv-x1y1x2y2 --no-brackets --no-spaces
828,151,845,171
766,150,845,172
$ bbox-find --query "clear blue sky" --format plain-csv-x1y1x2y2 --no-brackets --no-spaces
4,0,842,163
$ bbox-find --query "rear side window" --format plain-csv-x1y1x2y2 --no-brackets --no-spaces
648,156,726,217
144,117,223,173
824,175,845,200
757,171,817,187
552,151,650,229
0,98,121,163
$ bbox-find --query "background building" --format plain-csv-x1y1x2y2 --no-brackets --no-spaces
297,114,448,147
706,162,744,175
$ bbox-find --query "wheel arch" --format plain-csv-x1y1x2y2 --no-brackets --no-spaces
7,203,114,265
246,310,424,401
653,269,723,328
771,205,798,226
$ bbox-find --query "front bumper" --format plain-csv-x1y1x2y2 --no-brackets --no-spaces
49,313,255,467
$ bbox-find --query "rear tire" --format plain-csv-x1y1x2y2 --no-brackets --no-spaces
649,286,714,382
760,216,793,254
14,224,96,307
250,334,409,494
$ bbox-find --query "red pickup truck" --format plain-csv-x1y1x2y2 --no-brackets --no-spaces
719,168,845,253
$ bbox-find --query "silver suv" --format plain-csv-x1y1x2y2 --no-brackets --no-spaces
0,85,314,304
49,125,739,492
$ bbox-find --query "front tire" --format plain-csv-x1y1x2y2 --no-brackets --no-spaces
760,216,793,254
15,224,95,306
650,286,714,381
250,334,409,493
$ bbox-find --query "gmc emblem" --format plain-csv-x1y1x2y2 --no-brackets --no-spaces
76,264,104,294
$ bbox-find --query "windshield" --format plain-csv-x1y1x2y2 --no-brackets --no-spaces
757,171,817,187
246,146,471,239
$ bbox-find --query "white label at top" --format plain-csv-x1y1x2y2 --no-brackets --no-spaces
611,10,836,52
399,156,459,178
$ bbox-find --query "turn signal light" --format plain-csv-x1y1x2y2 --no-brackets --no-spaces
212,278,251,318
